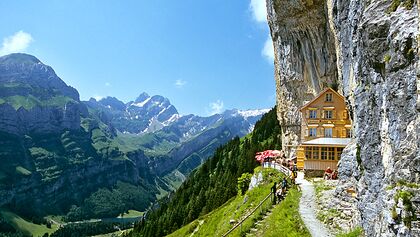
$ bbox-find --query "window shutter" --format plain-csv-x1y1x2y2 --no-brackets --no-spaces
321,110,324,119
343,110,348,119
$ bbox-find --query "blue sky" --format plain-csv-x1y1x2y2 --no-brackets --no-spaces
0,0,275,116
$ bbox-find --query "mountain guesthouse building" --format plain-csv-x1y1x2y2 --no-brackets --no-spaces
296,88,352,172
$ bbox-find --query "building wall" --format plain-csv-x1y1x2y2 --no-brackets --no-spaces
300,89,351,140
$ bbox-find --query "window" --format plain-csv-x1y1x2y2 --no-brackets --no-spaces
328,147,335,160
309,128,317,137
321,147,328,160
337,148,343,160
346,129,352,138
326,93,333,102
305,147,312,159
324,110,333,119
312,147,319,159
325,128,332,137
309,110,317,119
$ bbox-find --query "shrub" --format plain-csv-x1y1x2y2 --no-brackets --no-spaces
237,173,253,195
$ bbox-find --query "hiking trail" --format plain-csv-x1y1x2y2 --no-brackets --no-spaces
297,172,332,237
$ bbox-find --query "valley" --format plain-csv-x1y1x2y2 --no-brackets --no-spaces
1,0,419,236
0,53,269,236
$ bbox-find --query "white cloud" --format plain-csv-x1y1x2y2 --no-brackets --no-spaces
262,35,274,63
0,31,33,56
207,100,224,115
249,0,268,23
105,82,111,87
174,79,187,88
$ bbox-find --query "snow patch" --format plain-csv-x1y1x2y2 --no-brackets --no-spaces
133,97,151,107
162,114,180,126
237,109,270,118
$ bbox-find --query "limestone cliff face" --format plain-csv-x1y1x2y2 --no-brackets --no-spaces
267,0,419,236
266,0,338,158
0,53,81,135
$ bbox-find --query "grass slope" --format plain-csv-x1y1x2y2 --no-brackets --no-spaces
0,209,58,237
167,167,292,237
253,188,310,237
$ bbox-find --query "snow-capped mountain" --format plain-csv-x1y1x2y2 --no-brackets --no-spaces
84,94,269,137
84,93,180,134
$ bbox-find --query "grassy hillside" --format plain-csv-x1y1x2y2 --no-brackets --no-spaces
166,168,309,237
251,188,310,237
0,114,157,222
129,107,281,237
0,82,76,110
0,209,58,237
165,167,280,237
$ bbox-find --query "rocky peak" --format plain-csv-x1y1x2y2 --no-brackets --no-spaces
0,53,41,64
135,92,150,103
0,53,79,101
98,96,126,111
0,53,81,135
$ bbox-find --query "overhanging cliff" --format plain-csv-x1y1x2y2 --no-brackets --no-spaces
267,0,419,236
266,0,338,158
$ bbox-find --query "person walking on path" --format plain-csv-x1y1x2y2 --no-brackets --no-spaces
271,182,277,204
281,177,287,194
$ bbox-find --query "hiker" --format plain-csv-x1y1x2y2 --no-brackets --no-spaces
324,167,333,180
276,188,284,201
293,162,298,172
290,170,296,185
281,177,287,194
271,182,277,204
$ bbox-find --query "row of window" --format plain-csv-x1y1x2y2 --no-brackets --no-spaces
308,128,351,138
309,110,334,119
305,147,344,160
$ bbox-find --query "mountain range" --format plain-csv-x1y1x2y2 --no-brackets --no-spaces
0,53,269,221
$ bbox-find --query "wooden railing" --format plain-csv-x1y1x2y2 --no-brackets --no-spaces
263,162,291,176
222,163,291,236
221,191,273,237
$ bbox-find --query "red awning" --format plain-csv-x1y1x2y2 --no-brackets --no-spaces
255,150,283,163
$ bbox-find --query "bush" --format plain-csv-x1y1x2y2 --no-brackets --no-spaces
237,173,253,195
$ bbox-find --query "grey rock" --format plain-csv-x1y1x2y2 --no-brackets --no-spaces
266,0,338,158
0,54,82,135
267,0,420,235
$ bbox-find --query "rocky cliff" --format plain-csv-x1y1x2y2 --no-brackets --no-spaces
267,0,419,236
0,53,81,134
266,0,338,158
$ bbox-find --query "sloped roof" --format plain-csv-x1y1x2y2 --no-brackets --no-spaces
301,138,352,146
300,88,345,111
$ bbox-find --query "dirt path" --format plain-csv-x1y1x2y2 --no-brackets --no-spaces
296,172,332,237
